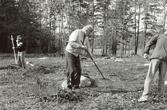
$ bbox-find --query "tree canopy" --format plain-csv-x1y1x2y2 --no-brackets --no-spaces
0,0,166,56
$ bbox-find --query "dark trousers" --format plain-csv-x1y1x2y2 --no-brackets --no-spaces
65,51,81,88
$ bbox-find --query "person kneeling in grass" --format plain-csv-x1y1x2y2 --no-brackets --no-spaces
65,25,93,90
138,30,167,102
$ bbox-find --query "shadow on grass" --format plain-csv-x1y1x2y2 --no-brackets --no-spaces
0,64,20,70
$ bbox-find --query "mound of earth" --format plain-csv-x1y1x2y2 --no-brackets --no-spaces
61,75,94,89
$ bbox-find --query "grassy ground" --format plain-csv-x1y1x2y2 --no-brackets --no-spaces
0,55,167,110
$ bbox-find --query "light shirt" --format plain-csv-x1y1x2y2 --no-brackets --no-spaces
65,29,91,57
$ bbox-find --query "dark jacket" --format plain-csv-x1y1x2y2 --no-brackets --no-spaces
144,34,167,61
16,39,26,52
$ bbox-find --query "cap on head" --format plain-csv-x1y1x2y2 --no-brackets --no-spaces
83,25,93,32
17,35,22,39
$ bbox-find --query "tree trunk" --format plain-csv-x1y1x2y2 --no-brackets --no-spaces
143,1,148,50
120,0,125,57
102,0,108,56
91,0,95,54
111,32,117,56
163,0,167,32
144,23,147,48
125,41,127,56
48,0,53,53
134,0,137,55
136,3,141,55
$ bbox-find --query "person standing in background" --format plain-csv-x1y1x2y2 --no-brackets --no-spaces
13,35,26,68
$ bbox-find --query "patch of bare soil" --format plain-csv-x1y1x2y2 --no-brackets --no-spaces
0,56,167,110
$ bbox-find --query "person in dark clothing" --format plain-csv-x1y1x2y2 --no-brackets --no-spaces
138,32,167,102
13,35,26,68
65,25,93,90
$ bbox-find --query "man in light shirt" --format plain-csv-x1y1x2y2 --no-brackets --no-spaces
65,25,93,90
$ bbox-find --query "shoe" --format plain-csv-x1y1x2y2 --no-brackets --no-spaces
67,85,72,89
73,86,80,89
64,85,72,92
138,95,148,102
72,86,80,92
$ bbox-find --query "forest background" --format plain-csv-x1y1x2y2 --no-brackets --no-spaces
0,0,167,57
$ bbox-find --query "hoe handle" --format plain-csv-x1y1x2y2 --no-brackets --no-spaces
11,35,17,64
81,40,105,79
85,49,105,79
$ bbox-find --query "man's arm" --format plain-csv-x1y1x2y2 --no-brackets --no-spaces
15,39,26,51
68,30,85,49
144,35,159,54
14,43,22,50
69,42,85,49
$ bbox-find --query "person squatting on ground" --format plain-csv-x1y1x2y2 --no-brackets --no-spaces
138,31,167,102
65,25,93,90
13,35,26,68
